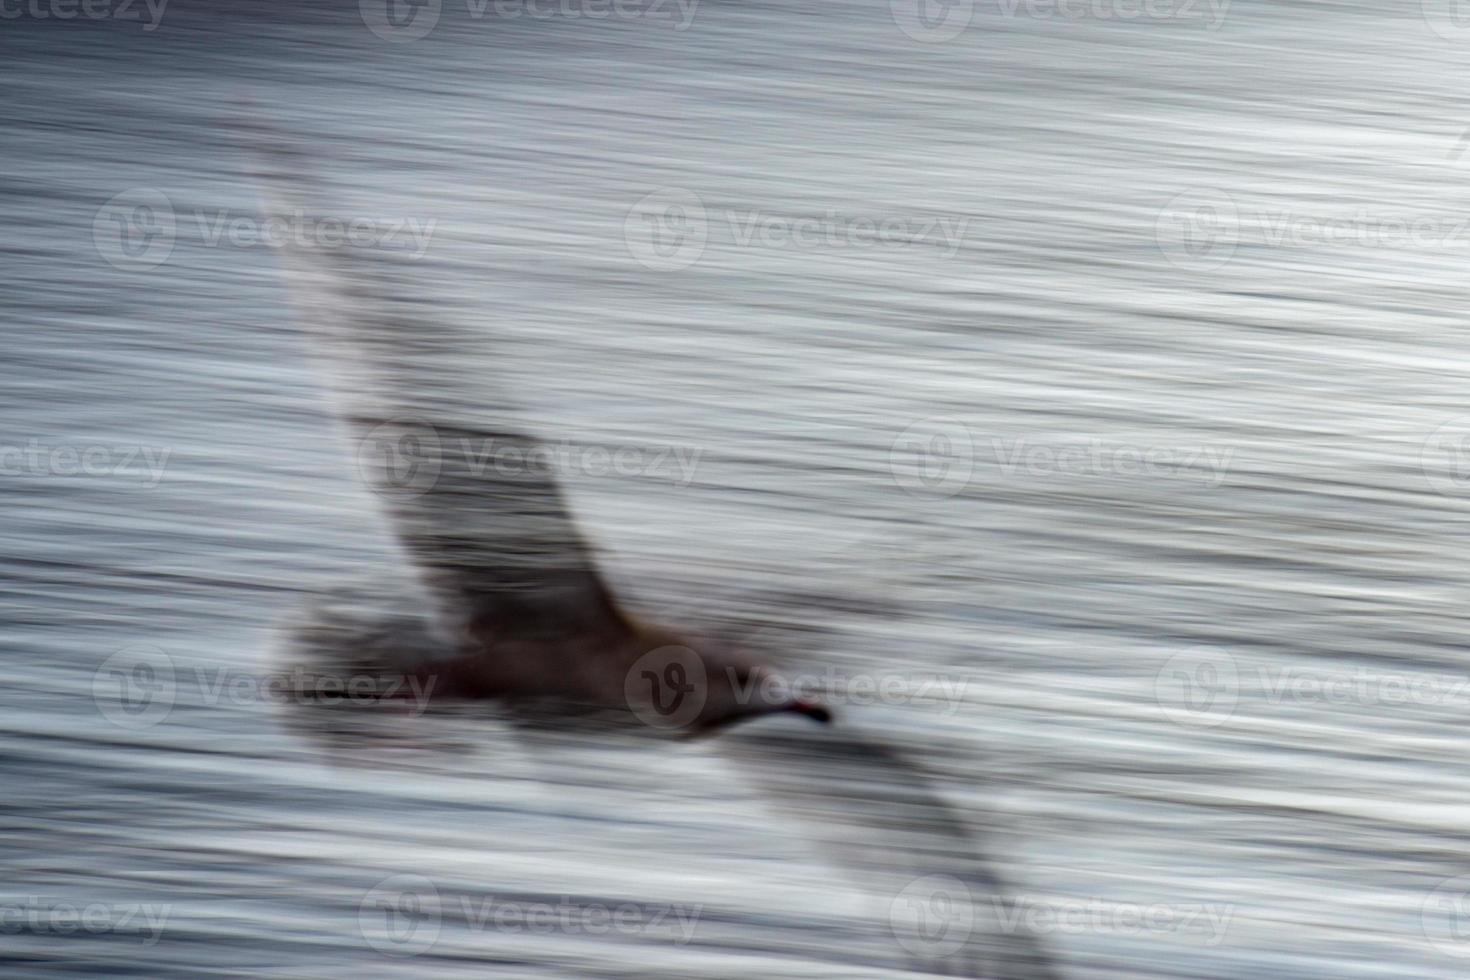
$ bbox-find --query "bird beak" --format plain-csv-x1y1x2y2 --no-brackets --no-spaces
788,699,833,724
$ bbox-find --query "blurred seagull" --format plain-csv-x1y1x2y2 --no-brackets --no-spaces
248,120,1059,979
246,136,827,736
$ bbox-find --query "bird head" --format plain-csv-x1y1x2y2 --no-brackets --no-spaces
623,638,833,737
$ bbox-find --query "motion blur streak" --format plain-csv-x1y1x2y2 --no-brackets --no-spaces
4,1,1470,977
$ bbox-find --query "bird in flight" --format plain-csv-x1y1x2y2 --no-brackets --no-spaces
248,119,1059,979
245,129,829,737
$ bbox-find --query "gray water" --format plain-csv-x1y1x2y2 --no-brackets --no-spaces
6,1,1470,976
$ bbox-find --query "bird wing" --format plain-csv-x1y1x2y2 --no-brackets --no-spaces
720,724,1061,980
245,121,627,645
